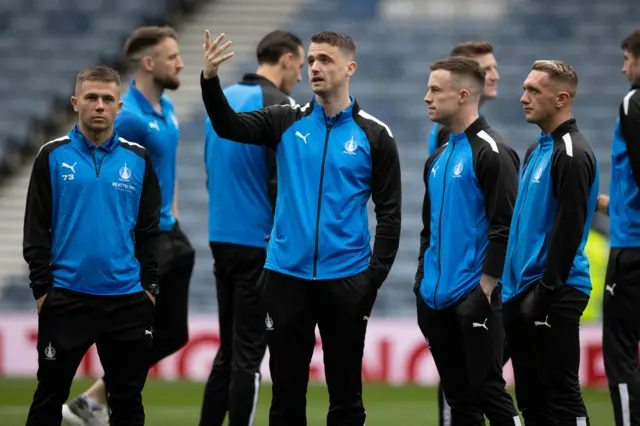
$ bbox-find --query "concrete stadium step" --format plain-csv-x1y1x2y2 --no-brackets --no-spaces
169,0,311,122
0,168,31,288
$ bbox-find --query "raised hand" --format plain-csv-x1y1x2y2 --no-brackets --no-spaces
203,30,234,79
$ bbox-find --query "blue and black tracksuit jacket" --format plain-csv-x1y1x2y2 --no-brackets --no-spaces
415,116,520,310
205,73,295,248
609,84,640,248
200,74,402,285
23,126,161,299
502,119,599,302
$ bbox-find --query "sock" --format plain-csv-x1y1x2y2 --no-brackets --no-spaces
81,394,105,411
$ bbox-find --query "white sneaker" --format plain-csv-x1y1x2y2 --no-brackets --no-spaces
62,395,109,426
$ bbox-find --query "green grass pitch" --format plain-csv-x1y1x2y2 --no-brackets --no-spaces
0,378,615,425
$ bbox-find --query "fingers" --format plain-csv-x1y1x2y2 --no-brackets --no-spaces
205,39,234,65
204,30,223,53
204,29,210,51
206,32,227,55
216,40,233,58
208,51,235,68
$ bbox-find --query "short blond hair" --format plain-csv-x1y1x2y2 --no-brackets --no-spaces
532,60,578,97
75,65,121,91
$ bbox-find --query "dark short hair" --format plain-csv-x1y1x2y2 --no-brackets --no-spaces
430,56,486,90
124,26,178,59
531,60,578,96
450,41,494,58
256,30,303,65
310,31,356,56
621,29,640,58
75,65,121,90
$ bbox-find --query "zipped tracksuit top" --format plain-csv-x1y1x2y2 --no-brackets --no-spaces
120,80,180,232
502,119,599,302
609,85,640,248
23,126,162,299
200,74,402,283
205,73,295,248
415,117,520,310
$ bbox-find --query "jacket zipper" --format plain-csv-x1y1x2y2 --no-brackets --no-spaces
509,149,542,292
313,119,334,279
86,146,106,177
432,144,455,309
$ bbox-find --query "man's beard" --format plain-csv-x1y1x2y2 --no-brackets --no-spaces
155,75,180,91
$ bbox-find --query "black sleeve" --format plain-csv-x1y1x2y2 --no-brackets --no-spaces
23,149,53,300
436,125,451,149
415,148,445,285
508,145,522,171
543,143,596,289
266,149,278,212
264,96,294,213
369,129,402,286
200,73,296,150
621,92,640,188
475,144,519,279
134,151,162,291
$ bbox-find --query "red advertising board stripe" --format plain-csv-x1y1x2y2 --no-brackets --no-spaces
0,314,609,387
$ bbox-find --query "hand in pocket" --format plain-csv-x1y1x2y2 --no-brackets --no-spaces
36,294,48,314
145,290,156,305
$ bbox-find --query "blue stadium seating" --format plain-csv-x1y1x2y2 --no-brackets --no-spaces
0,0,185,176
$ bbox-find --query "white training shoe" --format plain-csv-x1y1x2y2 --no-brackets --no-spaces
62,395,109,426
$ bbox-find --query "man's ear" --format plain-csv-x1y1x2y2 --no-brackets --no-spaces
71,96,79,112
280,52,293,68
141,55,154,72
459,88,470,105
556,91,571,109
346,60,357,77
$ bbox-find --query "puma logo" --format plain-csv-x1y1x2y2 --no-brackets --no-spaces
534,315,551,328
145,329,153,337
606,283,616,296
62,162,76,173
472,318,488,330
295,131,310,144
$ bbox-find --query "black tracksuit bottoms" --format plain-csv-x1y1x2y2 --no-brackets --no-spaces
259,268,378,426
417,285,519,426
199,242,268,426
504,284,589,426
603,247,640,426
26,288,155,426
436,286,512,426
146,221,195,366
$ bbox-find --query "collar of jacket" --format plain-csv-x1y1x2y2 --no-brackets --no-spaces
69,124,120,152
128,78,170,117
537,117,578,146
448,115,490,145
631,82,640,90
239,73,280,90
307,94,359,127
